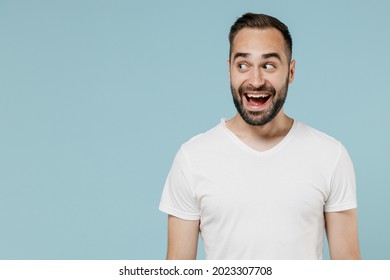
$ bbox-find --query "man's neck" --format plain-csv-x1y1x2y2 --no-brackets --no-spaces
225,111,294,152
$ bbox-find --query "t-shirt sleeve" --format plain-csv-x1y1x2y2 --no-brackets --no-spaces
324,144,357,212
159,147,200,220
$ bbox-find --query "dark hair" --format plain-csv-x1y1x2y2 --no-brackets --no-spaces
229,13,293,60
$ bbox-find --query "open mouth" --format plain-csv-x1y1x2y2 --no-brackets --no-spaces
244,92,271,107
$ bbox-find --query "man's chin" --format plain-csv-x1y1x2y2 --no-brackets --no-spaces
239,112,272,126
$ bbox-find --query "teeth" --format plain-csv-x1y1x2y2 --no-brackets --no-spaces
247,93,269,98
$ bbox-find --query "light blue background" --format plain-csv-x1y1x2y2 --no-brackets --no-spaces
0,0,389,259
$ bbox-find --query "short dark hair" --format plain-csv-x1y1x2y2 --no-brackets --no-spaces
229,13,293,60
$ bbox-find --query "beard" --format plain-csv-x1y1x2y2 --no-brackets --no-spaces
230,77,289,126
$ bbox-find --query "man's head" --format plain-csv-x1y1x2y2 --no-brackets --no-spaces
228,13,295,126
229,13,293,62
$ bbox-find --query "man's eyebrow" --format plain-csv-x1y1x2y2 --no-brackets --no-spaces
262,52,282,61
233,52,250,61
232,52,282,62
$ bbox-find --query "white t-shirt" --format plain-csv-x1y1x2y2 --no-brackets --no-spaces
159,119,357,259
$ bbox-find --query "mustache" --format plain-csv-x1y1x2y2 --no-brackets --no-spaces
238,84,276,95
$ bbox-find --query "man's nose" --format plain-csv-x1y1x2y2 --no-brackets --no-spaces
248,70,265,88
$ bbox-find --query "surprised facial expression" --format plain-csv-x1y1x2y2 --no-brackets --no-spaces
229,28,295,126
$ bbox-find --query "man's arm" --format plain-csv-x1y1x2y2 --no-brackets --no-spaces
325,208,360,259
166,215,200,260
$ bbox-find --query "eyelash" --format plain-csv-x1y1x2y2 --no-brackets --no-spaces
238,63,249,71
237,63,276,71
263,63,276,70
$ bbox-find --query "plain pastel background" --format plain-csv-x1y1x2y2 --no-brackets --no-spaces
0,0,389,260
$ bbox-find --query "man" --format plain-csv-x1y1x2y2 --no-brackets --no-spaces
159,13,360,260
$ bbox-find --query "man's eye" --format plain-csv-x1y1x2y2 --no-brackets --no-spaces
263,63,276,70
238,63,249,71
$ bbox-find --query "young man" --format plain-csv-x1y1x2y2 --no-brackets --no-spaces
159,13,360,260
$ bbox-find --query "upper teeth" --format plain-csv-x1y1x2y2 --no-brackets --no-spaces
247,93,269,98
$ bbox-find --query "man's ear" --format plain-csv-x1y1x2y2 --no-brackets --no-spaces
227,59,231,82
289,59,296,84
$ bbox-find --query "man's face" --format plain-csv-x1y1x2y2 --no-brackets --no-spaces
229,28,295,126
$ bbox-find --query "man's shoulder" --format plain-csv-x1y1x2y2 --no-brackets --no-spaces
181,120,227,153
295,121,344,155
298,122,339,143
